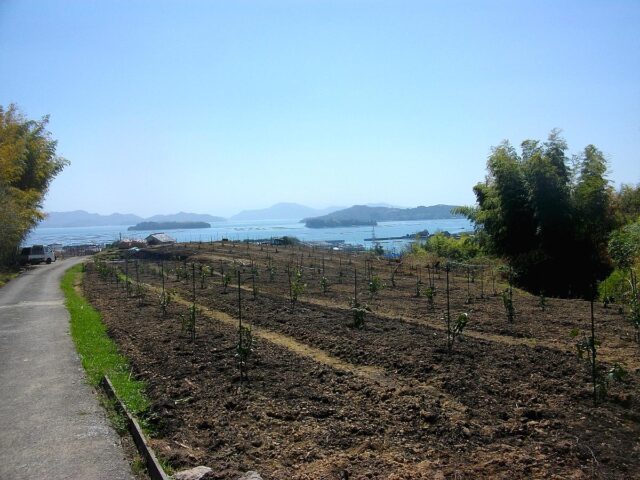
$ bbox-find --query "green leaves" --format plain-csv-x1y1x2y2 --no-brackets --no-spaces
222,272,232,290
608,220,640,270
453,312,469,335
159,290,172,317
181,304,197,342
502,288,515,322
421,232,481,262
425,285,436,309
350,298,371,329
0,104,68,266
446,312,470,351
573,332,598,360
458,130,616,297
320,276,329,294
368,275,385,300
290,268,306,305
538,293,547,311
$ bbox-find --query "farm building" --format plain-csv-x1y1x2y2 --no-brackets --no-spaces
114,239,146,249
145,233,176,245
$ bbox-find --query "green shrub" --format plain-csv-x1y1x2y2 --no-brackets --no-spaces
222,272,231,293
289,268,306,307
425,285,435,309
421,232,481,262
598,268,629,306
320,276,329,294
368,275,385,300
280,236,300,246
448,312,469,350
608,220,640,270
350,298,371,329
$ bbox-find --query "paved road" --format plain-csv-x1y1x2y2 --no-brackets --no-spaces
0,258,134,480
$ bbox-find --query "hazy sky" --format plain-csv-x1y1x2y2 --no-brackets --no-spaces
1,1,639,218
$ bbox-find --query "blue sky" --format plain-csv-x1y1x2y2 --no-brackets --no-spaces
1,0,638,217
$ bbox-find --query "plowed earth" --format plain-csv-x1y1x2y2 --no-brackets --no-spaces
82,242,640,479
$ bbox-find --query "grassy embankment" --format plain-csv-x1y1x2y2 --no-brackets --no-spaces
61,263,149,419
0,270,19,288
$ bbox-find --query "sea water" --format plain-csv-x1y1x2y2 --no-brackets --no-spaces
25,218,473,254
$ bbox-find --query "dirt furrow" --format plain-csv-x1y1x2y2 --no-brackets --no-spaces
142,280,469,421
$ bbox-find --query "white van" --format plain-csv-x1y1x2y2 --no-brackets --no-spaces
20,245,56,264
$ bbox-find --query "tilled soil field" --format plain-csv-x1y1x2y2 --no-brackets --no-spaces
83,242,640,479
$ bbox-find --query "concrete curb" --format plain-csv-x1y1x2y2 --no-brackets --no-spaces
100,376,171,480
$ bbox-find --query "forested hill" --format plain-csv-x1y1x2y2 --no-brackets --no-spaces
304,204,462,228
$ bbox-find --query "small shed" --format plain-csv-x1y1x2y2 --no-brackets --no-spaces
146,233,176,245
115,239,146,249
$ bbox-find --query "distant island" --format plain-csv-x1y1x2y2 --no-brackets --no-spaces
144,212,225,223
230,202,343,221
229,202,403,221
305,218,378,228
128,221,210,231
304,204,462,228
39,210,225,228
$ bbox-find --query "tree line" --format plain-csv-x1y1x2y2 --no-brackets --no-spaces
0,104,68,267
458,129,639,297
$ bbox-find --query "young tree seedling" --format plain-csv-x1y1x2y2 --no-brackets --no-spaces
391,263,400,288
191,263,196,303
222,272,231,294
448,312,469,351
289,267,307,309
539,292,547,312
236,323,254,383
200,264,207,289
629,269,640,343
125,256,130,296
445,264,452,351
182,303,197,343
425,285,436,309
368,275,385,301
501,267,515,322
252,273,257,299
135,261,144,306
570,292,627,405
502,288,515,322
350,297,371,329
268,265,276,282
159,290,172,317
320,276,329,295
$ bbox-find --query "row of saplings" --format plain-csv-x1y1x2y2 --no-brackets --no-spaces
91,253,633,404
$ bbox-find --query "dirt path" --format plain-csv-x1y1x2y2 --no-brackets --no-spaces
0,259,134,480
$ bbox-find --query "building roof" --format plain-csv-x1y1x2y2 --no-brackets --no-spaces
145,233,176,243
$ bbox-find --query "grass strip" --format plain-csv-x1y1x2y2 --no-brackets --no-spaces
0,269,19,288
61,263,150,418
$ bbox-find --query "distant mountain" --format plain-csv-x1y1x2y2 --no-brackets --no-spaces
145,212,225,223
40,210,144,228
304,204,462,228
230,203,343,221
40,210,225,228
364,202,406,208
